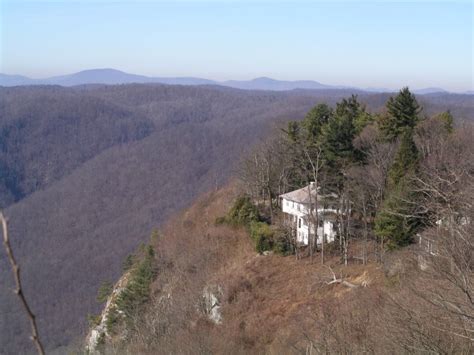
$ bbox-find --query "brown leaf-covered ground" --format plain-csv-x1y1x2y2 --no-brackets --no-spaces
113,182,472,354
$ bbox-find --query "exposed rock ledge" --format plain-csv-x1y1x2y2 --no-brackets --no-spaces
85,272,130,354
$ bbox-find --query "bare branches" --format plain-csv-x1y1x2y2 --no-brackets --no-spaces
323,265,361,289
381,123,474,352
238,132,293,220
0,212,45,355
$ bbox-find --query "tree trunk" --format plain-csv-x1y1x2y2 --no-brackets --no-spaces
267,187,273,222
362,199,368,265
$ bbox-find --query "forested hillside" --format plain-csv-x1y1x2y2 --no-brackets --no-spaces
0,85,356,353
89,88,473,354
0,84,473,353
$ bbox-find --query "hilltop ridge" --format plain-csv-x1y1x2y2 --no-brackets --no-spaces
1,69,468,94
88,181,471,354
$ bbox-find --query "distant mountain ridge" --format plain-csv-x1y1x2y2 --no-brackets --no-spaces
0,69,216,87
1,68,465,94
222,76,338,91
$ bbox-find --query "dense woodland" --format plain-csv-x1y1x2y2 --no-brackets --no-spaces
234,88,473,353
240,88,471,253
0,84,473,353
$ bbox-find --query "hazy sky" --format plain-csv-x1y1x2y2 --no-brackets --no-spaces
1,0,472,91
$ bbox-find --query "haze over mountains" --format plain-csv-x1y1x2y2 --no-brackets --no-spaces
0,68,465,94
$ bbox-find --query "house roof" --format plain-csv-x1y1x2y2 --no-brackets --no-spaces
280,183,337,204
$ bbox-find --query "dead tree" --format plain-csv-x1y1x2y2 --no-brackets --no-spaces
1,212,45,355
304,146,324,263
338,190,351,266
323,265,365,289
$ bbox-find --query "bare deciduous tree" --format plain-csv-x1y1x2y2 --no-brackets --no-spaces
384,122,474,353
1,212,45,355
238,132,293,222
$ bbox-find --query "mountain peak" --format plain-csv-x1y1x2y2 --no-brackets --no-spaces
252,76,277,82
75,68,126,74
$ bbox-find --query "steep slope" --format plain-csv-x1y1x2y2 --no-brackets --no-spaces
96,183,473,354
0,87,153,208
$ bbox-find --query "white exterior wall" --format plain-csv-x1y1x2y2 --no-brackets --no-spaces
316,220,336,244
282,198,337,246
282,198,308,217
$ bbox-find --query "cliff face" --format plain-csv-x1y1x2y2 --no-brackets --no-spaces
86,273,130,354
85,183,256,352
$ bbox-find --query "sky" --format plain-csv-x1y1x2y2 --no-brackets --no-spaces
0,0,472,91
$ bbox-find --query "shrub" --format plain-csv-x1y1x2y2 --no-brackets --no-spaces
272,230,292,255
214,216,227,225
122,254,134,272
217,196,280,253
115,244,156,317
105,305,120,334
227,196,260,226
87,313,102,327
249,221,273,254
96,281,113,303
255,234,272,254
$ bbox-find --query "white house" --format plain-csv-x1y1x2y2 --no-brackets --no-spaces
280,182,339,246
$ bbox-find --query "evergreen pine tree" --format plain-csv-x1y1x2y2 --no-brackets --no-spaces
321,96,362,167
322,112,356,167
302,103,333,143
374,180,419,248
375,128,421,248
286,121,300,143
388,129,419,186
434,111,454,133
379,87,421,140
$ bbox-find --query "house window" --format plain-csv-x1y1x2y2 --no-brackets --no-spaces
299,218,302,228
297,204,300,211
318,220,323,227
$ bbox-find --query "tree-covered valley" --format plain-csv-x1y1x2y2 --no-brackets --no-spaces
0,84,473,354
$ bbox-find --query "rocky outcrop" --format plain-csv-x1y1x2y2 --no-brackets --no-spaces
201,285,223,324
85,273,130,354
